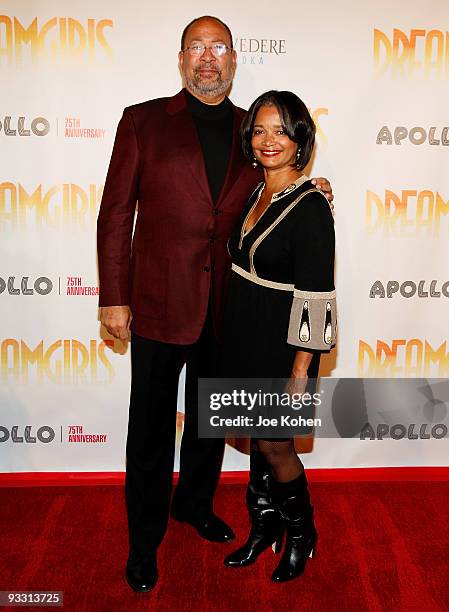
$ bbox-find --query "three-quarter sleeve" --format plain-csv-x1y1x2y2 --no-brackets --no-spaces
287,190,337,351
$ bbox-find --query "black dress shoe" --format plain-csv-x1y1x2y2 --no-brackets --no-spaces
126,551,158,592
171,511,235,543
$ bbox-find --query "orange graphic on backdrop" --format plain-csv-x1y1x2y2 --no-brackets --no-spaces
374,28,449,77
0,339,115,384
0,183,103,230
365,189,449,236
358,339,449,377
0,16,113,65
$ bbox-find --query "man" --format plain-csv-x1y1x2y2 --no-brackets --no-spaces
97,15,333,592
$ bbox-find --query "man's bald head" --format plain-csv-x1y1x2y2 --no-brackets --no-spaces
180,15,233,51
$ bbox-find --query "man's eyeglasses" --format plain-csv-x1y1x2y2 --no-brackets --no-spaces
183,43,232,58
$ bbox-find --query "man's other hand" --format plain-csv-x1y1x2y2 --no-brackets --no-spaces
100,305,132,340
311,177,334,212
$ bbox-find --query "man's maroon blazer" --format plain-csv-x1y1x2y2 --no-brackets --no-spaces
97,89,261,344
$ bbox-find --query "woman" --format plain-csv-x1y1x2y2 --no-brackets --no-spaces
220,90,336,582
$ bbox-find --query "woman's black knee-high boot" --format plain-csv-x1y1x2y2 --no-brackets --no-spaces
224,475,283,567
270,471,317,582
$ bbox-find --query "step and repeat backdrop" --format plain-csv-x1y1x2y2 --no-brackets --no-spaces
1,0,448,473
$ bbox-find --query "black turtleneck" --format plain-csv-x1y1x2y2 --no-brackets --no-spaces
185,89,234,203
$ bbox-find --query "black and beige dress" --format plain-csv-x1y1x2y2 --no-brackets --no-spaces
220,175,336,387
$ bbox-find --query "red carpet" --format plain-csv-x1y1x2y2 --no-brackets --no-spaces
0,482,448,611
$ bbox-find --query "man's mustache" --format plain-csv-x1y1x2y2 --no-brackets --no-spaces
194,63,221,74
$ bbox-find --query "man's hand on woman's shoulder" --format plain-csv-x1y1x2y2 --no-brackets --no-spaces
311,177,334,212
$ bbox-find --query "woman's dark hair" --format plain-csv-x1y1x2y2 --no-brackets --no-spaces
241,90,316,171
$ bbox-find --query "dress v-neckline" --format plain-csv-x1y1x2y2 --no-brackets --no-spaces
241,184,267,239
239,174,309,248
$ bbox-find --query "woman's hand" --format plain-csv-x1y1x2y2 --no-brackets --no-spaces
291,351,313,379
284,350,313,397
284,374,308,399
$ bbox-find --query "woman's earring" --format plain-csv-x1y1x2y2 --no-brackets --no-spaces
252,156,258,169
295,148,301,169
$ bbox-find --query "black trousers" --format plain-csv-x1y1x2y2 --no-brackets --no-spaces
125,311,225,554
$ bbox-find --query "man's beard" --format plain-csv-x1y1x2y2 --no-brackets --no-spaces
184,64,234,98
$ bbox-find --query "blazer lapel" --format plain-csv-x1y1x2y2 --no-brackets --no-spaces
216,104,248,206
166,90,212,203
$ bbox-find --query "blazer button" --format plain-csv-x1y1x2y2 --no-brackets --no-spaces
203,266,210,272
209,236,215,244
213,208,219,215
